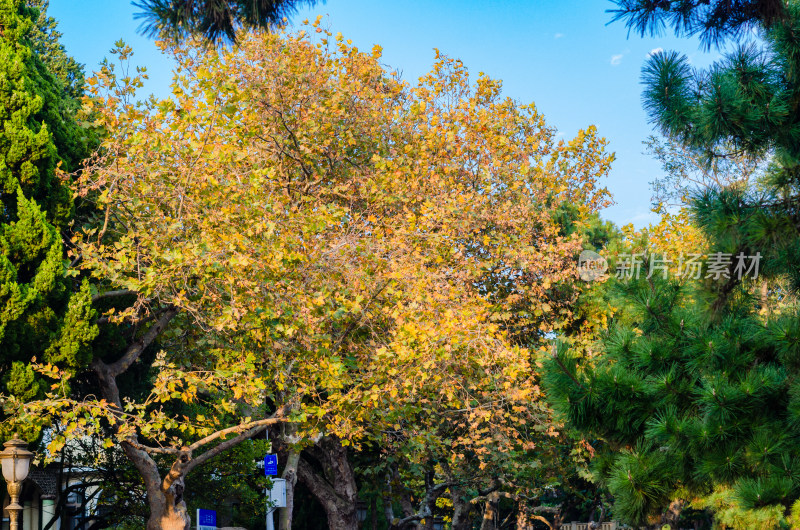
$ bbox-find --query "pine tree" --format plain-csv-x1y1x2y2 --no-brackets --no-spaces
545,1,800,526
611,0,800,184
608,0,788,49
0,0,96,438
133,0,319,43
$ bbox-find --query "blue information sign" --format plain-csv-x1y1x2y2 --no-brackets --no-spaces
264,454,278,476
197,508,217,529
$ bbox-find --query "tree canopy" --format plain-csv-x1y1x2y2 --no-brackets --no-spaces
0,19,616,528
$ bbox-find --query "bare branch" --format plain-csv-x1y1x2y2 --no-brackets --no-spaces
188,407,288,453
393,481,452,528
92,306,178,407
184,410,289,476
530,514,555,530
106,306,179,377
124,440,181,455
92,289,136,303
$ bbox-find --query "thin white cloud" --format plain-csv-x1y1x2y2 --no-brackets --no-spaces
554,33,564,39
610,54,624,66
647,47,663,57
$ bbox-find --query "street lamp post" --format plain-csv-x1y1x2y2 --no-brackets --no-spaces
0,438,33,530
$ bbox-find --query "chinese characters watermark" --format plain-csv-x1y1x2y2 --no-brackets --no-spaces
578,251,761,282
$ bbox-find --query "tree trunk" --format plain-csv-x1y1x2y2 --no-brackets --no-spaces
370,496,379,530
278,445,300,530
296,436,359,530
760,279,770,315
91,307,283,530
449,483,471,530
517,508,530,530
278,450,300,530
660,499,684,530
92,307,191,530
552,511,563,530
121,443,190,530
326,508,359,530
382,473,408,529
479,493,499,530
147,492,190,530
399,491,415,519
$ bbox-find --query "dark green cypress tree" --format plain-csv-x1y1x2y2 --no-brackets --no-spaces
545,1,800,526
0,0,97,438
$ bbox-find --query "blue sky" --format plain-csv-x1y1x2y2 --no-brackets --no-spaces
49,0,722,227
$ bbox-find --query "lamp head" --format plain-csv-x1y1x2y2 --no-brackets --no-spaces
0,438,33,484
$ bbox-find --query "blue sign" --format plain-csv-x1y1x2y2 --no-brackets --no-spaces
197,508,217,529
264,454,278,476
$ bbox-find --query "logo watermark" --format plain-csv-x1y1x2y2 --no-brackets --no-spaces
578,250,609,282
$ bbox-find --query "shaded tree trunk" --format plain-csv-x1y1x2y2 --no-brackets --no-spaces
382,471,415,529
296,436,359,530
382,467,450,530
479,493,499,530
552,510,563,530
398,483,415,519
370,496,379,530
450,483,472,530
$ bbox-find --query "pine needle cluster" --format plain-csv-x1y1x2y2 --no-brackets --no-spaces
547,3,800,524
133,0,319,44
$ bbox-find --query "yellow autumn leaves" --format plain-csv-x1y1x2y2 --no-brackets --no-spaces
70,19,612,468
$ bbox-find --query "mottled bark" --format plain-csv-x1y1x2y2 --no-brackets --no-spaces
278,424,300,530
296,436,359,530
278,448,300,530
120,443,190,530
94,308,190,530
